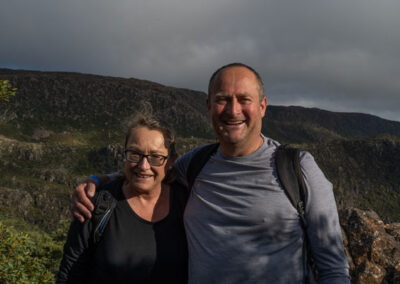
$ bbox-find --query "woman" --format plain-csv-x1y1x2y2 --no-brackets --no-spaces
57,113,188,283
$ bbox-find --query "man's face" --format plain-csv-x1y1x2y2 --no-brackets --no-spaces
207,66,267,152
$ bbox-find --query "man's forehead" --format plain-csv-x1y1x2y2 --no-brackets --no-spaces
213,69,258,92
218,66,257,80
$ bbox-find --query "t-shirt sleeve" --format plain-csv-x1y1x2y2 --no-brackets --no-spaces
299,151,350,283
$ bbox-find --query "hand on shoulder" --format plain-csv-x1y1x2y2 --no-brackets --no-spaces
70,178,98,222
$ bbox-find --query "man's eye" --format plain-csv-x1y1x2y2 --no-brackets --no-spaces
239,97,251,103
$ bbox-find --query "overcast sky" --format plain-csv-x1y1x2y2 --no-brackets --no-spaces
1,0,399,121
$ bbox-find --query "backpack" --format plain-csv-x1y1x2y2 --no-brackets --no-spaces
89,179,188,247
90,186,118,246
186,143,316,283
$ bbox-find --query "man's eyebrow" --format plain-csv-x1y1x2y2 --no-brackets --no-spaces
236,93,251,97
214,92,228,97
214,92,251,97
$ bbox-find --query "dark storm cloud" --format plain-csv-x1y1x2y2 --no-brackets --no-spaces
1,0,399,121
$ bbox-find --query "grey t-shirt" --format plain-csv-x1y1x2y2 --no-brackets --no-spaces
175,136,349,284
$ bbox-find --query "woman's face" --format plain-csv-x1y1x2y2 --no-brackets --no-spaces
124,126,169,194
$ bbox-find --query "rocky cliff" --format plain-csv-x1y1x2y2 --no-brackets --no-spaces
341,208,400,283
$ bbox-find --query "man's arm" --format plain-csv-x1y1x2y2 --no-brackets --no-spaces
300,151,350,283
71,173,121,222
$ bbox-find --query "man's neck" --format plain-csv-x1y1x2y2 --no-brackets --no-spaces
219,135,264,157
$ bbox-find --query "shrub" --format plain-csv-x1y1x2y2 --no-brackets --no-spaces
0,222,54,283
0,79,17,102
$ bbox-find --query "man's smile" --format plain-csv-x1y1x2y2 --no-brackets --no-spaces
223,120,246,125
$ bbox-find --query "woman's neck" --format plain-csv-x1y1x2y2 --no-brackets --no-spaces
122,182,170,222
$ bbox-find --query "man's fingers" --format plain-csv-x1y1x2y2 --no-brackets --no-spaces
73,202,93,220
86,182,96,199
75,183,95,212
70,182,96,222
71,211,85,223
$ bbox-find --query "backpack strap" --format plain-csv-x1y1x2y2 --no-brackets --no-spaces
275,145,308,229
276,144,317,282
90,188,117,246
186,143,219,190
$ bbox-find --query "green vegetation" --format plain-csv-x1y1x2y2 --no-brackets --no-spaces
0,221,61,283
0,79,17,102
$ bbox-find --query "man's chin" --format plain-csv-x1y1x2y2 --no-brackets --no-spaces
219,133,244,145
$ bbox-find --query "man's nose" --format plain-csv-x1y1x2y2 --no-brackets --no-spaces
225,99,241,115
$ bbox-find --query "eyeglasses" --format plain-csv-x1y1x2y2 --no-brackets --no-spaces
124,150,168,166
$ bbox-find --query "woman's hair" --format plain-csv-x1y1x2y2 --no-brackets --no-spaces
124,102,176,157
124,102,177,184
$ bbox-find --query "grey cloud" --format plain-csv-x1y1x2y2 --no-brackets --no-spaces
1,0,399,121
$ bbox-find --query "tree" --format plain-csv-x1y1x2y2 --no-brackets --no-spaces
0,79,17,102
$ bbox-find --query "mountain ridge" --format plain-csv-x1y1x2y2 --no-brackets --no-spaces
1,68,400,145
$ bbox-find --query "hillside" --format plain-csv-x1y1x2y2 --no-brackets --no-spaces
0,69,213,145
263,106,400,143
1,68,399,222
0,68,400,281
2,68,400,145
302,135,400,222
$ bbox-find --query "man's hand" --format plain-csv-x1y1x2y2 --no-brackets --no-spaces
71,179,97,222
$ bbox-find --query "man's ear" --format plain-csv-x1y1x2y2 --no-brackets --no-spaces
206,98,211,112
260,96,267,118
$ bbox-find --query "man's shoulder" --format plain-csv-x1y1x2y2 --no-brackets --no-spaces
262,135,280,146
176,143,218,165
174,143,219,186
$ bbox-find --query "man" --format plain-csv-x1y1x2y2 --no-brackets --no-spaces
72,63,350,283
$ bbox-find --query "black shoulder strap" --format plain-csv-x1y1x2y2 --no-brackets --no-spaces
186,143,219,191
276,144,317,282
90,189,117,245
275,144,308,229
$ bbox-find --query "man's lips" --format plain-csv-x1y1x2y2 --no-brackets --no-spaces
222,120,246,126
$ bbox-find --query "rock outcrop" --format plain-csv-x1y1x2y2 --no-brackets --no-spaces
340,208,400,283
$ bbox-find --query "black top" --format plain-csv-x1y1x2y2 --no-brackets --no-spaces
57,180,188,284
